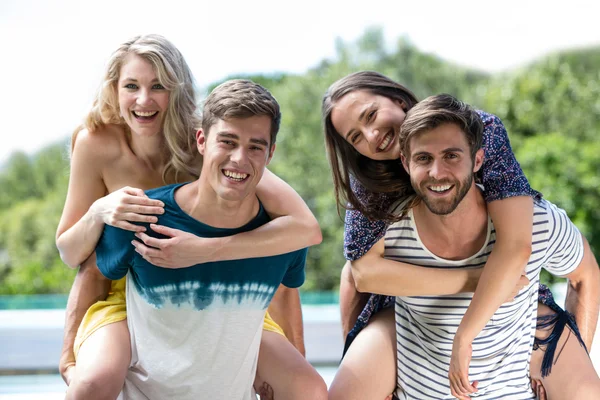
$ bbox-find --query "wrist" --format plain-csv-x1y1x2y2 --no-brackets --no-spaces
455,324,477,344
204,236,226,263
87,200,103,224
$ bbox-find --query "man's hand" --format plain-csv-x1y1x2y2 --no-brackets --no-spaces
132,224,219,268
449,337,478,400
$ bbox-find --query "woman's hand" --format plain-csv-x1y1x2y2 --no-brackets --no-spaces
449,337,478,399
90,187,164,232
132,224,220,268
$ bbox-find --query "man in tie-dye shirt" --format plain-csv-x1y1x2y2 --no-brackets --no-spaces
95,79,308,400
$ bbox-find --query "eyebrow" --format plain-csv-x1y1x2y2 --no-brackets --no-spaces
411,148,465,158
442,147,464,153
121,77,160,83
216,132,269,147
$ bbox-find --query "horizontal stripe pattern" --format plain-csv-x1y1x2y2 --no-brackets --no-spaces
386,199,583,399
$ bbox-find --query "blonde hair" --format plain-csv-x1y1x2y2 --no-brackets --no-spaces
74,34,201,182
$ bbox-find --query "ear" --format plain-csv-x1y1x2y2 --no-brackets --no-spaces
395,99,407,112
266,143,276,165
400,153,410,174
196,129,206,156
473,148,484,173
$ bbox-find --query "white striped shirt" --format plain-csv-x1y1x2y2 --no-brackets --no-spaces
386,199,583,399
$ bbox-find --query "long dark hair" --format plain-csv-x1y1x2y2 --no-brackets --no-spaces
322,71,419,222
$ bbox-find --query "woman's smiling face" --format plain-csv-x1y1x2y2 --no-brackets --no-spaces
330,90,407,161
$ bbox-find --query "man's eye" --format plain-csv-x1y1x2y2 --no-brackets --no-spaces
446,153,458,159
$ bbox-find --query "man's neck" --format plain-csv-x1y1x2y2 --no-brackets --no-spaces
412,184,489,260
175,180,260,229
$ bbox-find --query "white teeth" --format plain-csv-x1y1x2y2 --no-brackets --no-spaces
223,170,249,181
430,185,452,192
378,133,392,150
133,111,158,117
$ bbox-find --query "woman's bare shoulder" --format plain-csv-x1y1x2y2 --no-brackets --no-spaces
72,124,128,162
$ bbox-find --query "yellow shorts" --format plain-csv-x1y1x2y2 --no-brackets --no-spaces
73,277,127,359
73,277,285,358
263,310,286,337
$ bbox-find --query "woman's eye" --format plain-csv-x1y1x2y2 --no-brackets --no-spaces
152,84,165,90
125,83,137,89
367,110,376,122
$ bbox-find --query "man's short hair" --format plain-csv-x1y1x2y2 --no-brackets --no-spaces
201,79,281,146
400,94,483,159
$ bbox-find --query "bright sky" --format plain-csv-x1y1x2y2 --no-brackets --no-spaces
1,0,599,164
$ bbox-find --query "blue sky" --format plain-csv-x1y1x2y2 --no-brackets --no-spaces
1,0,599,163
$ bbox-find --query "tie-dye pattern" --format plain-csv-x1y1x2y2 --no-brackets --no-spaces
96,183,307,399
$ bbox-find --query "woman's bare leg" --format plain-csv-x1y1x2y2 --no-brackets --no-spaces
329,306,396,400
254,330,327,400
340,261,370,339
66,320,131,400
530,303,600,399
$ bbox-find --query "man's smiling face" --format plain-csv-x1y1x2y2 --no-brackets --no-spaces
403,122,483,215
198,116,275,203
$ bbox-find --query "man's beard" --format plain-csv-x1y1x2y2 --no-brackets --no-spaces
412,172,473,215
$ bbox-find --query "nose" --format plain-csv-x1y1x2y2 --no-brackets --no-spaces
136,88,152,106
365,128,380,152
429,159,447,180
230,146,249,166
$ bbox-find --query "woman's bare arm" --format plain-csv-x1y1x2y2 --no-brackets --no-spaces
55,130,110,268
213,169,322,257
352,237,481,296
56,129,163,268
133,169,322,267
454,196,533,343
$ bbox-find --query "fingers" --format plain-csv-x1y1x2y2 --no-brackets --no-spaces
449,373,477,400
132,240,168,267
119,201,164,215
120,212,160,224
121,186,149,198
135,232,166,249
149,224,177,237
531,378,546,400
450,381,471,400
124,194,165,208
537,383,546,400
115,221,146,232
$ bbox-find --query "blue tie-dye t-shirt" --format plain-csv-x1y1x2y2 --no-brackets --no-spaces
96,182,307,400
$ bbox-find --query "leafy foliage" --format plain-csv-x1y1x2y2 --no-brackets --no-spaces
1,31,598,294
